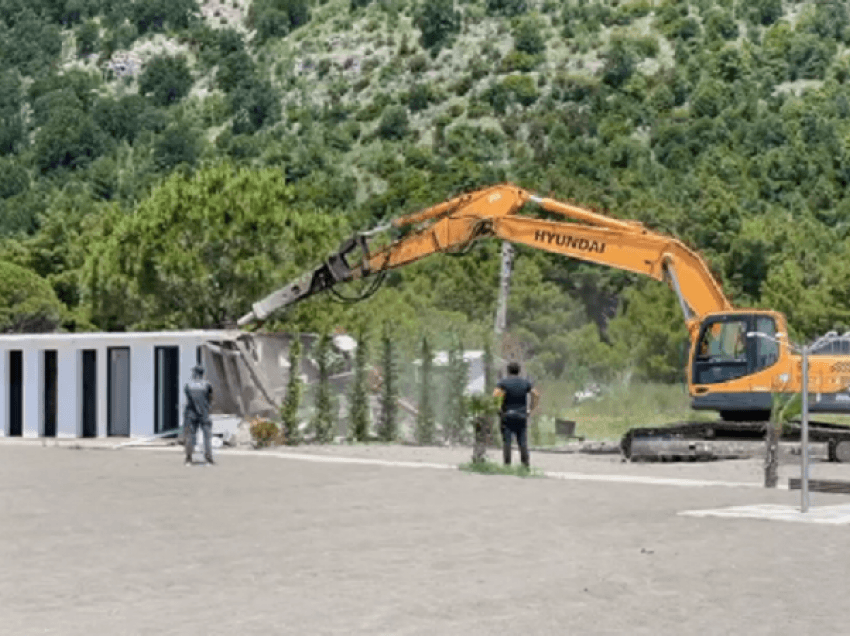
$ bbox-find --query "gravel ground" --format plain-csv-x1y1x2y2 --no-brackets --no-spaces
1,441,849,635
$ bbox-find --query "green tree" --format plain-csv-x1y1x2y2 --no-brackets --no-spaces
746,0,783,26
377,321,399,442
310,331,336,443
607,282,689,383
249,0,311,42
76,19,99,57
0,71,24,155
414,0,460,52
0,157,28,199
93,95,147,143
154,124,201,171
415,335,436,444
691,77,728,118
33,107,107,173
513,14,546,56
216,51,256,93
348,329,370,442
81,162,347,330
132,0,198,34
377,105,409,140
139,55,193,106
0,10,63,75
280,338,303,445
444,333,468,443
231,79,281,134
486,0,526,17
0,261,66,333
601,37,636,88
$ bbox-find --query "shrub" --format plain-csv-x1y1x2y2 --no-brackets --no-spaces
745,0,783,27
513,14,546,56
500,50,538,73
415,335,436,445
377,105,409,139
139,55,193,106
77,20,100,57
216,50,256,93
414,0,460,52
311,332,336,443
132,0,198,34
485,0,527,17
451,74,474,96
377,322,399,442
249,417,280,448
407,82,434,112
408,54,429,73
503,74,538,107
703,8,738,41
348,330,370,442
280,338,303,445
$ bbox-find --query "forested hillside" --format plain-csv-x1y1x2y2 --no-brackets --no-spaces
2,0,850,383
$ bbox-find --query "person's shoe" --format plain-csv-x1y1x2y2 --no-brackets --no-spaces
184,458,192,467
205,457,215,466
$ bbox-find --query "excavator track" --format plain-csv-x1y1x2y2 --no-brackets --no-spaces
620,420,850,462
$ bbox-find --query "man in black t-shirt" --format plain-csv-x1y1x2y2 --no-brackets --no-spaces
494,361,540,468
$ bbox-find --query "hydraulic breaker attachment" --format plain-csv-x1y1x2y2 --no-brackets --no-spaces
237,232,373,326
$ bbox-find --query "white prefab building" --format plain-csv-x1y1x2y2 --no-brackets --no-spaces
0,331,229,439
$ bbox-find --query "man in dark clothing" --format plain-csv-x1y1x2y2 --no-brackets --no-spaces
493,361,540,468
184,365,215,466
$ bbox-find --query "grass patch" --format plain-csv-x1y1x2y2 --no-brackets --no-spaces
533,380,719,443
459,460,544,478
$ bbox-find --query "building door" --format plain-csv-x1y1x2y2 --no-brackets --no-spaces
154,346,180,434
9,350,22,437
43,350,57,437
107,347,130,436
81,350,97,438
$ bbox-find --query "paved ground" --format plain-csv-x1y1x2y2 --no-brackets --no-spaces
1,442,849,635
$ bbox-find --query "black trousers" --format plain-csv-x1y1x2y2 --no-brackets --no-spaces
501,415,529,467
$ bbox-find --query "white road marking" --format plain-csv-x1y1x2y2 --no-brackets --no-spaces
544,470,774,489
226,448,775,489
0,439,783,490
680,503,850,525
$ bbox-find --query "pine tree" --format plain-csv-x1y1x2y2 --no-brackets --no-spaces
280,337,302,445
310,331,336,443
349,329,370,442
444,334,468,444
377,321,399,442
483,335,500,448
415,335,436,445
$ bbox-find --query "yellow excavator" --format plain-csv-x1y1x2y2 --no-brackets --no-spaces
238,184,850,460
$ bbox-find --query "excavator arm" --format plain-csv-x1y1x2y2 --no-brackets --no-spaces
238,184,730,335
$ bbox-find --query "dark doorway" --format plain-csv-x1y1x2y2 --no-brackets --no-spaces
108,347,131,436
81,350,97,438
9,350,22,437
155,346,180,434
43,350,57,437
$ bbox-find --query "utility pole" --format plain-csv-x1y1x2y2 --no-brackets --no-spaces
494,241,514,335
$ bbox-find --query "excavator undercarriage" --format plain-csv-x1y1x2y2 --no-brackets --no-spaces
620,418,850,463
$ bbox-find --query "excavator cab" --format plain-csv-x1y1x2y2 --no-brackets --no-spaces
690,312,783,420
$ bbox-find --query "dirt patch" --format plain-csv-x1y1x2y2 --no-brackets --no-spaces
1,443,848,635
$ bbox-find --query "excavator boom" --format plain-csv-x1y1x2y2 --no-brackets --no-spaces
238,184,730,334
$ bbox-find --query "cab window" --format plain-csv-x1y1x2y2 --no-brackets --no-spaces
698,320,747,361
753,316,779,372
